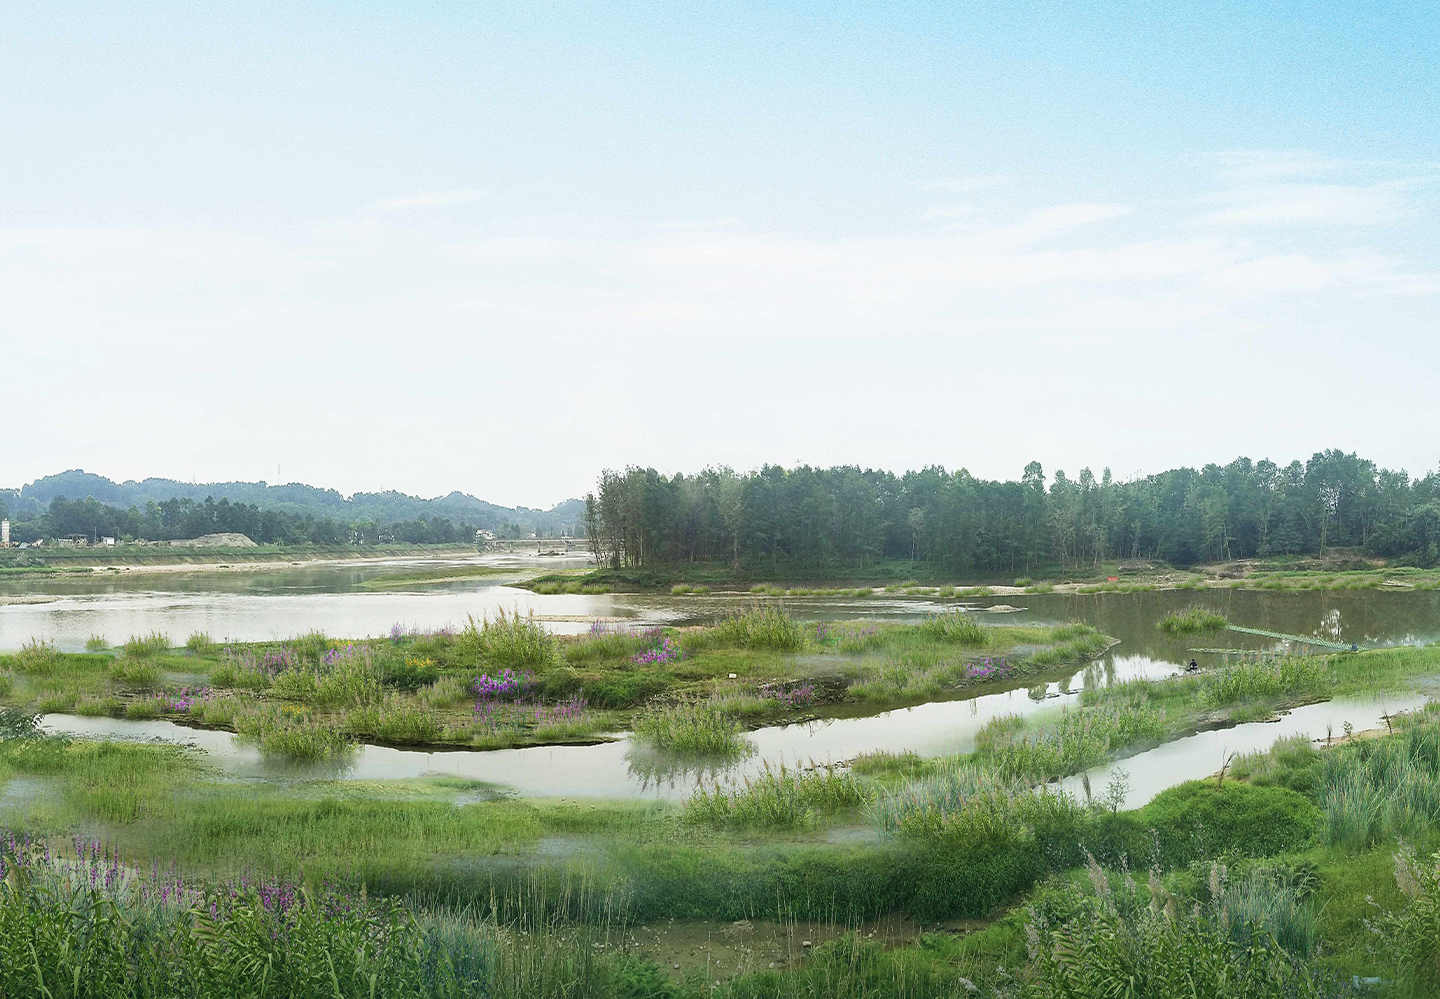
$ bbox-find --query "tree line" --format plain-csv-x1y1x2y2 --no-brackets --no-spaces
2,496,481,547
585,451,1440,573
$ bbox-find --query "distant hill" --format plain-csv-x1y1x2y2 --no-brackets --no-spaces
6,470,584,535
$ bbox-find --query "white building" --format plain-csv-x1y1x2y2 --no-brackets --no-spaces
0,520,8,546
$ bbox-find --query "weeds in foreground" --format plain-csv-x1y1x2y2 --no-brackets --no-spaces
914,610,987,646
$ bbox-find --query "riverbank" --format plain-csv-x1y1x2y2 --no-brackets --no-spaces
523,554,1440,597
0,543,483,577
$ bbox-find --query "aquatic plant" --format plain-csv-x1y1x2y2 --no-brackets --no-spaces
84,635,109,652
13,639,62,675
184,630,216,654
873,763,1079,847
109,657,160,685
456,610,557,669
687,760,866,828
632,699,749,754
1157,606,1229,635
697,605,806,652
914,610,987,646
122,632,170,658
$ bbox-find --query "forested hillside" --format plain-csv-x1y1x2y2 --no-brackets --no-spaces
0,471,584,545
588,450,1440,573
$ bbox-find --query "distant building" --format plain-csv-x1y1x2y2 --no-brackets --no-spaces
475,529,497,542
100,536,116,547
0,519,8,547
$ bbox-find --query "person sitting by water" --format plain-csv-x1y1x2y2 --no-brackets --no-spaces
1186,659,1200,672
1350,643,1359,653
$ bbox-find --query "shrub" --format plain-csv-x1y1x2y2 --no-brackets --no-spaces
185,631,217,654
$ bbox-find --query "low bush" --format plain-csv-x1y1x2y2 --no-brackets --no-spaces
454,611,557,669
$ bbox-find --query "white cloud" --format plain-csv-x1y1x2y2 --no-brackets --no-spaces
1198,180,1421,228
364,188,488,212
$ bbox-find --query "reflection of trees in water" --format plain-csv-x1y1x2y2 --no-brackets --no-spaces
623,741,755,793
1318,607,1344,641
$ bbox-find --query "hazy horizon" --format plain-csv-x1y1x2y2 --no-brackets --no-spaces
5,3,1437,507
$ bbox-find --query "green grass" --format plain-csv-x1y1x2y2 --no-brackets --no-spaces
632,699,750,754
122,631,171,657
913,610,987,645
184,630,217,654
84,634,109,652
1156,605,1229,634
686,760,866,828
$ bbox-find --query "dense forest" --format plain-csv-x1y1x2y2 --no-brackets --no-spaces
586,450,1440,573
1,470,584,537
0,495,479,547
0,470,584,545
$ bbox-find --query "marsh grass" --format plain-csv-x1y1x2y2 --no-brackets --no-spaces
914,610,987,646
110,657,161,686
873,763,1080,847
457,611,558,669
1157,606,1229,635
184,630,217,654
13,639,63,675
122,632,171,657
693,605,805,652
632,699,749,754
1200,657,1329,708
687,760,866,828
84,635,109,652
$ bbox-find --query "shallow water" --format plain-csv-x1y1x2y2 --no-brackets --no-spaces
1057,693,1427,810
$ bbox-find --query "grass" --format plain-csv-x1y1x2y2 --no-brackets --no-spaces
693,605,806,652
1156,605,1230,634
122,631,171,657
358,564,514,589
686,760,866,828
184,630,217,654
85,634,109,652
455,610,558,669
631,699,750,754
913,609,987,645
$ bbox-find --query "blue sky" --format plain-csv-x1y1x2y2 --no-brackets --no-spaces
4,2,1438,504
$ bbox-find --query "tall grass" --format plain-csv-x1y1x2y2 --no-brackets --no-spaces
122,631,171,657
1156,606,1229,635
12,639,63,674
631,699,749,754
1013,858,1330,998
456,611,558,669
1200,657,1329,707
873,763,1080,847
686,760,866,828
85,635,109,652
914,610,987,645
697,605,806,652
1321,715,1440,850
185,630,217,654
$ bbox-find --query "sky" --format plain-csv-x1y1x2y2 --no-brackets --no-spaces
3,1,1438,508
